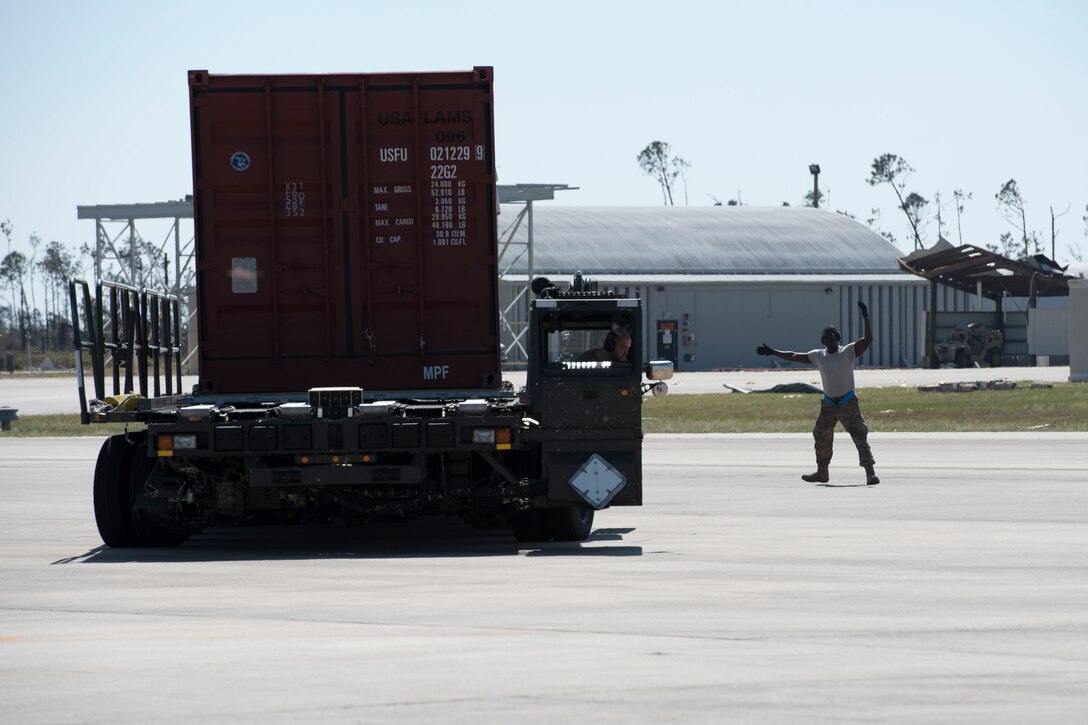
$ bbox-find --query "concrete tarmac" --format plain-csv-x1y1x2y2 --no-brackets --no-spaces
1,434,1086,723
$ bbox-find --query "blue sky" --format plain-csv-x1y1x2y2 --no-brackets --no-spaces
2,0,1086,284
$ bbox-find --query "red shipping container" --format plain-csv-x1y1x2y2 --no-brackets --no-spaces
188,68,499,394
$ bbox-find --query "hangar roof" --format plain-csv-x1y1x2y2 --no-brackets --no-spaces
498,205,906,275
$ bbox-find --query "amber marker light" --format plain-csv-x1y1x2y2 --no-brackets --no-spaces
496,428,512,450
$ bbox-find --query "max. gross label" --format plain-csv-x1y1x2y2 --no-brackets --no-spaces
370,129,480,248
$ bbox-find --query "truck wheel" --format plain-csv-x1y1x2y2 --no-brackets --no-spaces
985,350,1000,367
929,351,941,369
545,505,595,542
93,434,138,547
129,435,189,547
954,350,969,368
509,510,549,542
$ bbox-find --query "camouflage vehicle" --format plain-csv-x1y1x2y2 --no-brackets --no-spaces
931,322,1004,368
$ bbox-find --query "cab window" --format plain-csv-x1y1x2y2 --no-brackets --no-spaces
540,316,634,373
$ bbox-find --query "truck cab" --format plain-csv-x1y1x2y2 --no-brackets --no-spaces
525,277,650,507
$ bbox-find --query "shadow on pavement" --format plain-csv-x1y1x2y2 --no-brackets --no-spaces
51,519,642,564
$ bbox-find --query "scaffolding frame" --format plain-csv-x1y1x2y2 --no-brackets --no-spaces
77,197,197,371
496,184,573,361
76,198,195,295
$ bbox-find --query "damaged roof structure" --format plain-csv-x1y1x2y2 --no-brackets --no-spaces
898,243,1072,303
898,243,1075,367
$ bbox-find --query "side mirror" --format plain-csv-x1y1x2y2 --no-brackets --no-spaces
644,360,674,381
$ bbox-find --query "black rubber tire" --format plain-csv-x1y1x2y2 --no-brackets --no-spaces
93,434,138,547
545,505,595,542
129,435,189,547
954,350,969,368
509,509,549,542
929,351,941,369
985,351,1000,367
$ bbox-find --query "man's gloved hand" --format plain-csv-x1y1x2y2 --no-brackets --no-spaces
858,301,869,318
756,344,773,356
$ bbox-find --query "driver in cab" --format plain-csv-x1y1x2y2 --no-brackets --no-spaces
578,331,632,363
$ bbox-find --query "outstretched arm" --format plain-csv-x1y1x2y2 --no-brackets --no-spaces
756,343,812,365
854,301,873,357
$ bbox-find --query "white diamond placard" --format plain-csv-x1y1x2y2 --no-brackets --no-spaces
569,453,626,509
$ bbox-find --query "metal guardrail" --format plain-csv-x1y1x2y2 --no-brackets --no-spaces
68,279,184,423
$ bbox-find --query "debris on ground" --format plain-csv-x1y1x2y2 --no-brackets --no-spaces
916,379,1020,393
724,382,823,395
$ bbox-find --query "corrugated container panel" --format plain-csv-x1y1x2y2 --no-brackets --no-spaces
188,68,499,394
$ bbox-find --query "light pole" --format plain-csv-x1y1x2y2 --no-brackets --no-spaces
809,164,821,209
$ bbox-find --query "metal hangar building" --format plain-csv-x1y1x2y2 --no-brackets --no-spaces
496,204,977,370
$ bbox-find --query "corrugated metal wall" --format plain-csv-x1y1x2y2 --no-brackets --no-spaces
497,277,1059,370
500,279,927,369
1028,308,1070,356
1070,280,1088,381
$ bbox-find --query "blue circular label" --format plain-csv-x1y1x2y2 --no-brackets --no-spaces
230,151,251,172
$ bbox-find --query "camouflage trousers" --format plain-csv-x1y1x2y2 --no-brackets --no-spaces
812,397,875,467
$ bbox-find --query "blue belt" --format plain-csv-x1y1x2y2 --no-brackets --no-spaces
823,390,856,406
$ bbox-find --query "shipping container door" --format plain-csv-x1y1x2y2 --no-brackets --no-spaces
349,73,499,390
190,73,343,392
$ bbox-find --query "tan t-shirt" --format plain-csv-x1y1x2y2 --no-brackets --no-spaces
807,342,858,398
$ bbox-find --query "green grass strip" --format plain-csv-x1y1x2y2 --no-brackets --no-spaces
643,382,1088,433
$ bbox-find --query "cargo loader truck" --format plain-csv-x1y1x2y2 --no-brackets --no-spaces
69,67,672,547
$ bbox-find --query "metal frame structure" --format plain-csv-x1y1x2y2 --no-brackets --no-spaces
77,198,197,371
68,278,184,423
76,198,195,295
496,184,574,361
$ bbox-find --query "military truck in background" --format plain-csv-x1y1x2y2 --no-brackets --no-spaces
69,67,672,547
931,322,1004,368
